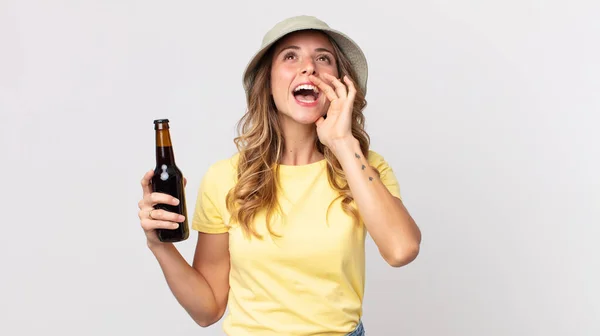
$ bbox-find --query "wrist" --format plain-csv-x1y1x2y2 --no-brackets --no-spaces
330,136,360,158
147,240,173,253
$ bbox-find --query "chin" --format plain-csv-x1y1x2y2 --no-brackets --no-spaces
285,108,325,125
275,95,327,125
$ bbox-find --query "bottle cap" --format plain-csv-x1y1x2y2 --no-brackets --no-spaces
154,119,170,130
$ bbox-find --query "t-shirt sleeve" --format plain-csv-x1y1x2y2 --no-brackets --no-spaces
191,163,229,234
368,150,402,200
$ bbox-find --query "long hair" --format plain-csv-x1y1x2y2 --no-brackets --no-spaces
225,34,374,239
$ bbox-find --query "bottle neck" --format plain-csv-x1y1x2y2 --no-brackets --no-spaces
155,129,175,165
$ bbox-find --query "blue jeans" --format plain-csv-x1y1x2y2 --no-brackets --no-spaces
347,320,365,336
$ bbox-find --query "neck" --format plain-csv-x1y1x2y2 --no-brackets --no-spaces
279,117,323,166
156,129,175,164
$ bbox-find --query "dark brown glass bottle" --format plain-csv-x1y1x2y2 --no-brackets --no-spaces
151,119,189,243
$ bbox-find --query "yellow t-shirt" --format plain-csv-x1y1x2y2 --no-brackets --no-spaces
191,150,401,336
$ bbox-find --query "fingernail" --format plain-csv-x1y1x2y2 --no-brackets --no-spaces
179,215,185,222
173,198,179,205
172,223,179,228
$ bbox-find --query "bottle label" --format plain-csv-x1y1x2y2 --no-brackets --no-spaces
160,164,169,181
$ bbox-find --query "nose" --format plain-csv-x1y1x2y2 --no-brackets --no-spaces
300,59,316,76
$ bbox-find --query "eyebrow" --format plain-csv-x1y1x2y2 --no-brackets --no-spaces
277,45,334,55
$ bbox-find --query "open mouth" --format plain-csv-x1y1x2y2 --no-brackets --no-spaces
292,83,320,104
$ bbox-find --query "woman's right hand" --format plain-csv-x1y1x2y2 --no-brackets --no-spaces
137,169,187,247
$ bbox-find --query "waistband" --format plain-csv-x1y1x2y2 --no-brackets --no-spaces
347,320,364,336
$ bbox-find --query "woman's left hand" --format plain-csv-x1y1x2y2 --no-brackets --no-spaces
309,73,357,152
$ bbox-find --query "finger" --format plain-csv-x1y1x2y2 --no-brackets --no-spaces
143,192,180,208
315,116,325,127
344,75,357,105
141,170,154,196
309,75,338,102
183,177,187,187
323,73,347,98
140,218,180,231
145,208,186,223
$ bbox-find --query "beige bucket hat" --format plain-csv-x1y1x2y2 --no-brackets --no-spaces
242,15,369,95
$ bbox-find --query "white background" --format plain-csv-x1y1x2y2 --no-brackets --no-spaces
1,0,599,335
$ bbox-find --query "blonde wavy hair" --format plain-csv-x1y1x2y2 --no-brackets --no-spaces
225,32,376,239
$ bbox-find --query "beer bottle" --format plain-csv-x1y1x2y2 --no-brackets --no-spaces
151,119,189,243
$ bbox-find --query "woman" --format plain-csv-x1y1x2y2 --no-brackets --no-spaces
137,15,421,336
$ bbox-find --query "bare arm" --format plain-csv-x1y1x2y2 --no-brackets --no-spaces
308,73,420,267
332,137,422,267
149,233,230,327
192,232,230,324
139,170,230,327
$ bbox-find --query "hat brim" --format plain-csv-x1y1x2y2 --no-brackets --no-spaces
242,27,368,96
